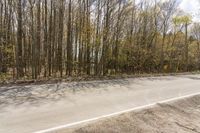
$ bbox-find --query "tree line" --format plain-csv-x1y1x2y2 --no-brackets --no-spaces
0,0,200,80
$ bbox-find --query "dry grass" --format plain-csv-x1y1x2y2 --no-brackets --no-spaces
58,95,200,133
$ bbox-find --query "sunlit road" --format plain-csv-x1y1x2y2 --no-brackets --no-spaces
0,74,200,133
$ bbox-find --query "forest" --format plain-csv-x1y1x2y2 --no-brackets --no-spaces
0,0,200,80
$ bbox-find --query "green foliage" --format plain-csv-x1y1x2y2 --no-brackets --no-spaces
173,15,192,26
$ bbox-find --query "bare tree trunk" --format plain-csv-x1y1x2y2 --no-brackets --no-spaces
16,0,24,78
94,0,101,75
185,23,188,71
102,0,110,76
36,0,41,78
86,0,91,75
29,0,36,79
160,24,166,72
114,1,122,74
66,0,73,76
58,0,65,77
44,0,48,77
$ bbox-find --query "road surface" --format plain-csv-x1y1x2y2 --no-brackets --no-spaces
0,74,200,133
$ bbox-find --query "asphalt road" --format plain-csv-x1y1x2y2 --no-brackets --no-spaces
0,74,200,133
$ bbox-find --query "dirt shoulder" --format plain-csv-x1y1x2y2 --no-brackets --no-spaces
1,71,200,87
59,95,200,133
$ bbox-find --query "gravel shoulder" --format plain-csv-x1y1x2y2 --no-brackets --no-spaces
61,95,200,133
